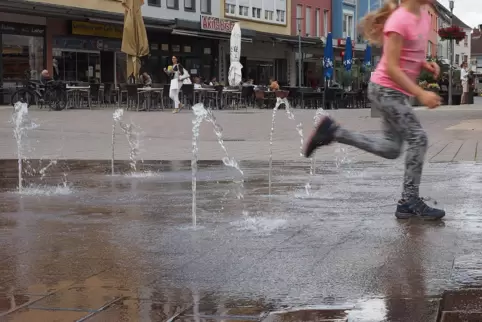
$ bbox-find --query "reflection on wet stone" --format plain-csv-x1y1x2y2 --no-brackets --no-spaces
0,160,482,320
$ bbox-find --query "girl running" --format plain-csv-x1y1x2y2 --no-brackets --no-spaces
304,0,445,220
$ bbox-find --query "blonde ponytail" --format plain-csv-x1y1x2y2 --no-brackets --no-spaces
359,0,399,46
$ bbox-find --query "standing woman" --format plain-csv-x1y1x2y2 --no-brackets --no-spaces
164,56,188,113
460,61,469,104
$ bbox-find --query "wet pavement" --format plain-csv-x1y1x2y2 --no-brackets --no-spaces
1,159,482,321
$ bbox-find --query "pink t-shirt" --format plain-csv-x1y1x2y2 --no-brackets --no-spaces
371,7,430,96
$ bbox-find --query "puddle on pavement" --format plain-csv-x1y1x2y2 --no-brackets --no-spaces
1,160,482,321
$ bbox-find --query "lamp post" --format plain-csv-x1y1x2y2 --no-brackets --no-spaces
448,0,454,105
296,17,303,87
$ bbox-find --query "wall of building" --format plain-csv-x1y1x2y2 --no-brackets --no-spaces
331,0,356,40
31,0,124,13
426,4,438,57
142,0,221,21
221,0,291,35
453,28,472,67
290,0,331,37
46,18,69,75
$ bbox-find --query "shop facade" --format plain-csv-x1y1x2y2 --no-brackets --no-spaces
0,17,46,103
146,29,219,85
50,20,125,84
218,32,293,86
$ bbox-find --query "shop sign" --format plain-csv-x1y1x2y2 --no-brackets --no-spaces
71,21,123,39
0,22,45,36
337,38,356,48
201,15,236,33
53,36,122,52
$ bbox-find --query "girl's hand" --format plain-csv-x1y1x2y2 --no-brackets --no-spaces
417,90,441,109
424,62,440,78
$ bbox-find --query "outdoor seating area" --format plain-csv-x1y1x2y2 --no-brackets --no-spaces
4,81,370,111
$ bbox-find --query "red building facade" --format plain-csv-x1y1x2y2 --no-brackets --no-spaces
291,0,331,38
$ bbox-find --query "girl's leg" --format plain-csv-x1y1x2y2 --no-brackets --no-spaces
304,83,444,219
335,83,428,199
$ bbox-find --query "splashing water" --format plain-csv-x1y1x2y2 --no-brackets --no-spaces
112,108,141,173
268,97,304,196
17,173,73,196
191,104,244,227
305,108,328,196
111,109,123,175
12,102,38,193
39,160,58,180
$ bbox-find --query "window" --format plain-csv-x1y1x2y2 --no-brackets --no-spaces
315,9,320,37
464,34,468,47
265,10,273,21
276,10,285,22
3,34,44,83
427,41,432,57
296,5,302,19
239,5,248,16
343,13,354,38
225,4,235,14
324,10,329,36
167,0,178,9
455,54,460,65
252,7,261,19
184,0,194,11
305,7,311,36
148,0,160,6
201,0,211,13
464,55,468,63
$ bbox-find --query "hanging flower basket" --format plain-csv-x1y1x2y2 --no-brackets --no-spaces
438,25,466,44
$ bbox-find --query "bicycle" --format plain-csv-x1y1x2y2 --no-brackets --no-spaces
11,80,68,111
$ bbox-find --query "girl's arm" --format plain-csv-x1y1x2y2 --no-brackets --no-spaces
422,61,440,78
385,32,424,98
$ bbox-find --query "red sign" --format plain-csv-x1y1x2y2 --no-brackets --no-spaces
337,38,355,47
201,15,236,33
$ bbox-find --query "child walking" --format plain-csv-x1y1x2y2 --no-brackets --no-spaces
304,0,445,220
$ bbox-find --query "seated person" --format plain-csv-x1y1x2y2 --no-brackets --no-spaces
209,77,218,86
40,70,52,85
269,77,279,91
140,72,152,87
193,77,203,89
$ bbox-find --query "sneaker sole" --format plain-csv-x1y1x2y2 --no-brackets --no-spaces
304,117,334,158
395,212,445,221
395,212,413,219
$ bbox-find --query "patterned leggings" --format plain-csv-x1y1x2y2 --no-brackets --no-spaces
334,82,428,200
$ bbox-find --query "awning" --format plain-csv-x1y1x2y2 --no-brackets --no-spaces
256,32,323,47
171,29,253,43
89,18,173,32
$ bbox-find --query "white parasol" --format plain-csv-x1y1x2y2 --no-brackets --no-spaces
228,23,243,87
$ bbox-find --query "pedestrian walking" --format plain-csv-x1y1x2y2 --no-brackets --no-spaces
304,0,445,220
164,56,189,113
460,61,469,104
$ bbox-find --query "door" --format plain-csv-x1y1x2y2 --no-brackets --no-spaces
115,52,127,85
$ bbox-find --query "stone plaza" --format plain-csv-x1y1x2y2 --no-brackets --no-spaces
1,103,482,321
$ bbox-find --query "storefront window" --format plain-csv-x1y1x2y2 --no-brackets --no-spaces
2,34,44,82
53,51,101,83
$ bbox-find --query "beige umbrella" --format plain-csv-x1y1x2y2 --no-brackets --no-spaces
121,0,149,80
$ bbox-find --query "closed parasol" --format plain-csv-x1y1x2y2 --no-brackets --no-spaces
121,0,149,80
228,23,243,87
